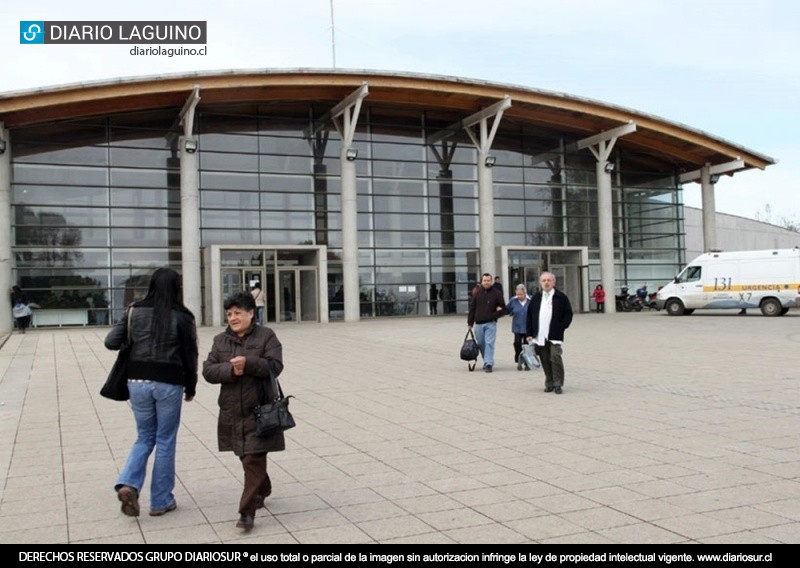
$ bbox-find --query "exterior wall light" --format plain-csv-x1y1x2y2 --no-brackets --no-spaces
484,156,496,168
184,139,198,154
603,162,615,173
345,148,358,161
709,174,721,184
0,140,6,154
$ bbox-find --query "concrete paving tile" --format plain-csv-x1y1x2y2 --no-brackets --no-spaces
558,507,641,531
505,513,586,541
415,507,494,531
698,531,782,544
0,525,69,544
703,506,794,531
356,514,435,541
393,494,463,515
596,522,687,544
337,500,407,523
751,522,800,544
530,493,599,514
753,498,800,522
652,512,744,540
610,498,693,521
381,531,456,544
293,523,374,544
472,500,547,522
444,523,529,543
540,531,617,544
448,487,517,507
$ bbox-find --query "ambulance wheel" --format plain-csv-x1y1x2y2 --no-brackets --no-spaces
665,299,685,316
780,308,789,316
760,298,782,317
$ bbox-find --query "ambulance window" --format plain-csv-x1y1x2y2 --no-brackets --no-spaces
685,266,701,282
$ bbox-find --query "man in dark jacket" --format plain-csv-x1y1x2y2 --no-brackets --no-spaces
468,273,506,373
526,271,573,394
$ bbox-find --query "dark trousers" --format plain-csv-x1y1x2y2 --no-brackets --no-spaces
595,302,604,313
513,332,526,362
239,453,272,515
534,342,565,388
429,301,437,315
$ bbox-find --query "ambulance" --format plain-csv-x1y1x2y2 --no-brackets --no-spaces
656,248,800,316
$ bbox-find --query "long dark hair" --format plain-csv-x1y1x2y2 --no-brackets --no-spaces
137,268,190,345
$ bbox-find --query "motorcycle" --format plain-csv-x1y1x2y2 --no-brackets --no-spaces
615,287,638,312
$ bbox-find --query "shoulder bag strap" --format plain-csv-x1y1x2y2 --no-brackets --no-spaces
126,307,133,344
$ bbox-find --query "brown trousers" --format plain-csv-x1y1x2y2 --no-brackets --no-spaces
239,453,272,516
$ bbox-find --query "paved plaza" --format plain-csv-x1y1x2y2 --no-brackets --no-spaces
1,311,799,544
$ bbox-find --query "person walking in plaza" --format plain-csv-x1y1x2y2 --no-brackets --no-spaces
203,291,285,531
106,268,198,518
592,284,605,313
526,271,573,394
429,283,438,315
11,285,33,333
506,283,531,370
468,273,506,373
251,282,266,325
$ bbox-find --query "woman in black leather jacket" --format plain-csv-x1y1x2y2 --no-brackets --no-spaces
105,268,198,518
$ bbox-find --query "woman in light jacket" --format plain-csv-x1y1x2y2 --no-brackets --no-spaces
203,291,284,531
506,283,531,370
105,268,198,518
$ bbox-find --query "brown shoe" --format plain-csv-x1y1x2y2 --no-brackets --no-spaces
236,514,254,530
149,501,177,516
117,485,140,517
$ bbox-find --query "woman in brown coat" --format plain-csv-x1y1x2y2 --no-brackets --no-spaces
202,291,284,531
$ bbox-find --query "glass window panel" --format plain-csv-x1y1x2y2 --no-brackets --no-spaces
200,151,259,172
201,171,260,191
260,174,313,192
13,163,108,186
260,155,312,173
261,211,314,229
526,200,556,216
200,132,259,153
494,199,526,215
110,147,175,168
494,217,527,231
372,160,425,179
13,144,108,166
261,229,315,245
371,142,424,161
112,188,171,208
201,190,260,209
202,209,261,229
112,228,178,246
453,215,478,231
372,179,425,197
15,248,109,268
202,229,260,245
261,192,314,210
375,249,429,266
112,168,174,188
494,183,524,199
373,213,426,231
259,136,311,156
374,231,427,247
16,268,110,288
15,185,109,207
112,249,179,267
491,166,524,183
17,206,109,227
112,208,169,228
373,195,425,213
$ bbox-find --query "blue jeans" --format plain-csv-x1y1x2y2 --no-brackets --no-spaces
116,381,184,511
256,306,264,325
474,320,498,367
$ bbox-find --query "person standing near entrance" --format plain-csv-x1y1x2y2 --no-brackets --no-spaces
429,284,438,315
251,282,265,325
592,284,606,313
526,271,573,394
468,273,506,373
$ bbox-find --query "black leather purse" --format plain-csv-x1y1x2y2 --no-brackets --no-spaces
100,308,133,401
253,369,295,438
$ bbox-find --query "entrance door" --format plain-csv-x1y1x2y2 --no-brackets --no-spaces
222,270,243,302
277,268,318,322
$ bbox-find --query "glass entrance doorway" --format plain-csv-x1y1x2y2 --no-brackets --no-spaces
221,268,265,316
277,268,318,322
505,247,588,311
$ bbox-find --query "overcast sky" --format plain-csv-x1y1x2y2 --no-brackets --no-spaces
3,0,798,225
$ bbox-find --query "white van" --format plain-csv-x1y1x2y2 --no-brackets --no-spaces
656,248,800,316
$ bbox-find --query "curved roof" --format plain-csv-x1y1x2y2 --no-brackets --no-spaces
0,68,774,172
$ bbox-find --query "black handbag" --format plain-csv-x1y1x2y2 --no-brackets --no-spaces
100,308,133,401
460,328,480,371
253,370,295,438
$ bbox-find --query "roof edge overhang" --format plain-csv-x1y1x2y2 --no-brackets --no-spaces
0,68,775,172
